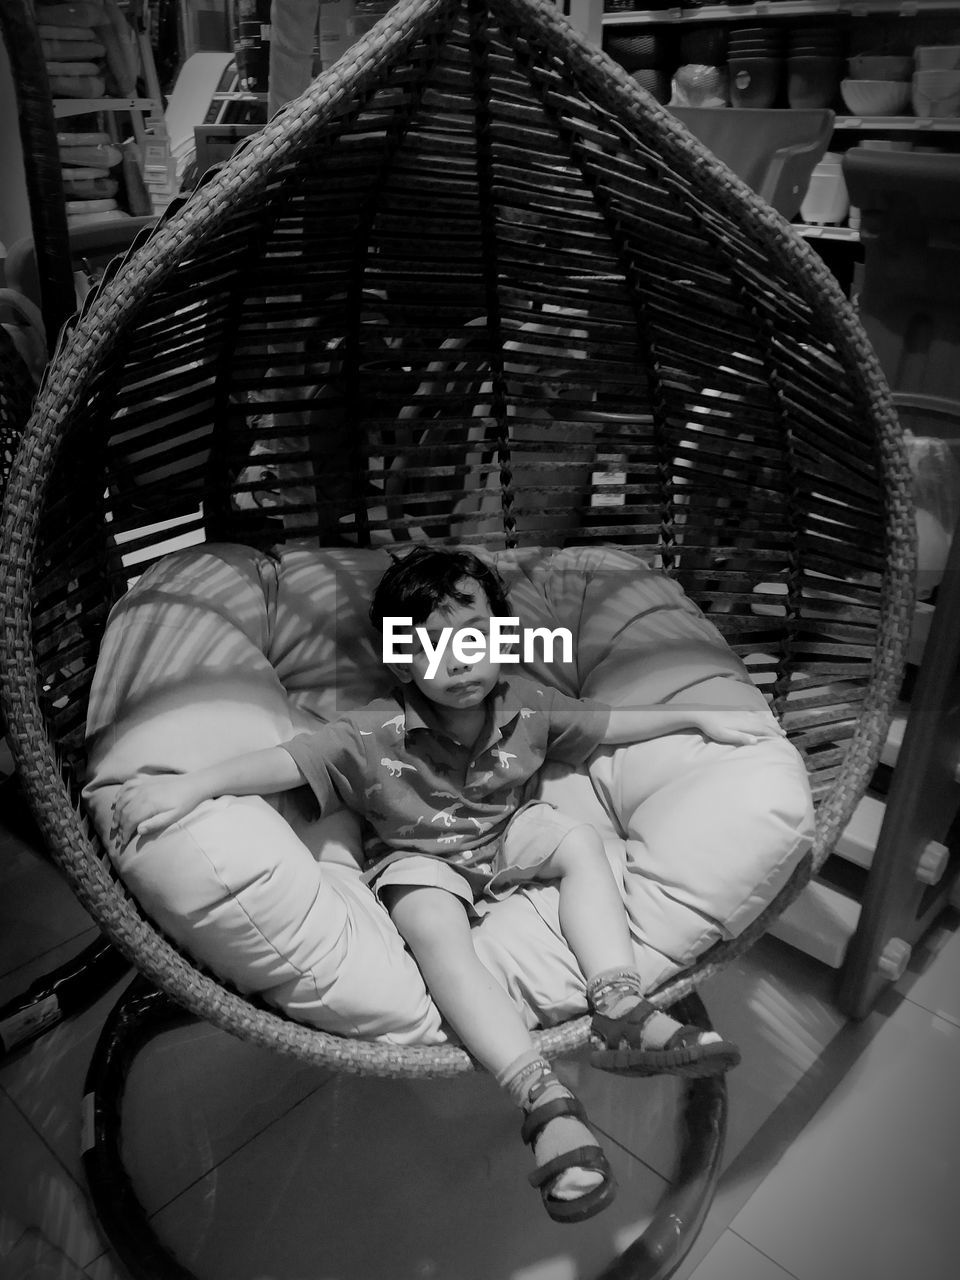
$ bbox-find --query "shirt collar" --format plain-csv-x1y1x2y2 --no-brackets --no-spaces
399,678,524,740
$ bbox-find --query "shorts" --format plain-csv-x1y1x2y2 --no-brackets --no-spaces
368,801,594,914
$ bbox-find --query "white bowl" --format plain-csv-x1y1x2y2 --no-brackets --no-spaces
912,68,960,91
847,54,913,81
840,78,912,115
912,68,960,117
915,45,960,71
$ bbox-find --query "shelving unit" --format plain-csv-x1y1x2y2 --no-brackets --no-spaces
595,2,960,1011
50,1,175,218
603,2,960,26
766,467,960,1016
834,115,960,130
599,0,960,245
795,222,860,238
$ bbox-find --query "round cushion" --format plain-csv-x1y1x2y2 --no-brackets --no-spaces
82,542,813,1041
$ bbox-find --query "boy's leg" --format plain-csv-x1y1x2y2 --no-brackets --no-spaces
385,883,614,1217
528,825,740,1077
386,882,530,1071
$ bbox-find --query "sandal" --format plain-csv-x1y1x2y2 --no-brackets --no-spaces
591,1000,741,1078
520,1086,616,1223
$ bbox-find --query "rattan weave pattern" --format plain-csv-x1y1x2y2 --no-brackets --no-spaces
0,0,915,1075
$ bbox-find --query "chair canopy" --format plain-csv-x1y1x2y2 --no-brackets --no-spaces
0,0,915,1072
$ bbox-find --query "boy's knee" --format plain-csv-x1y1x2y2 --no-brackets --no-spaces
547,824,606,874
383,883,428,929
386,884,465,943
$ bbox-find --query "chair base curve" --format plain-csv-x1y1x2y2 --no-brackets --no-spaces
80,980,726,1280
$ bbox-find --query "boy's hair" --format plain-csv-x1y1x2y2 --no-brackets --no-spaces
369,545,510,631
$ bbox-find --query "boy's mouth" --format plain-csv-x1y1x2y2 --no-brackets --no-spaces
449,680,482,695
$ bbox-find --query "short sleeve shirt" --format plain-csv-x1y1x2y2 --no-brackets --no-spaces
281,674,610,870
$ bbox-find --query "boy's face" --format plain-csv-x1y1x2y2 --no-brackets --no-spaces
395,578,501,711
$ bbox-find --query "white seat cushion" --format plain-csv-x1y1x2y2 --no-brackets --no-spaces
83,542,813,1041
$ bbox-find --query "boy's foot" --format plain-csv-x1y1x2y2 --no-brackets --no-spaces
520,1076,617,1223
586,970,740,1078
591,997,741,1078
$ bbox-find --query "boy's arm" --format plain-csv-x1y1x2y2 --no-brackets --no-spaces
111,746,305,843
604,704,784,747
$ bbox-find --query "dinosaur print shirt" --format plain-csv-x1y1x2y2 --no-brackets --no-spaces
281,675,610,873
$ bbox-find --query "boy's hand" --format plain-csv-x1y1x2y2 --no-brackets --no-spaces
111,774,204,847
690,709,786,746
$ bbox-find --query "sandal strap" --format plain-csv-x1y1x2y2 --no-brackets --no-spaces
591,999,657,1049
520,1092,587,1146
527,1145,611,1191
662,1024,706,1053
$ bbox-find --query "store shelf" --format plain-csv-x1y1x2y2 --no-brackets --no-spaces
836,793,886,869
54,97,157,120
834,115,960,131
880,703,908,769
51,5,174,218
603,1,960,25
795,223,860,240
766,878,861,968
210,91,269,105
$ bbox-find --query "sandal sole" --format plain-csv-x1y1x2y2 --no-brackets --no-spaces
590,1042,741,1078
544,1174,618,1223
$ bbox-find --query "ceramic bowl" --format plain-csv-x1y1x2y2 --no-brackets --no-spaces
679,24,728,65
789,45,844,61
847,54,914,81
840,77,911,115
603,32,671,71
914,46,960,71
788,30,842,51
912,68,960,117
728,25,778,38
788,56,842,108
631,67,672,103
789,34,843,45
728,57,781,108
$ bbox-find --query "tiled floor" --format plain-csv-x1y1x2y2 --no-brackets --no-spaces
2,766,959,1280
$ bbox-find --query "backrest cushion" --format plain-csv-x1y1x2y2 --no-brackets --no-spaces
267,542,754,725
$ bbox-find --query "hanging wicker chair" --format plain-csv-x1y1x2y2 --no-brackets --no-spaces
0,0,915,1269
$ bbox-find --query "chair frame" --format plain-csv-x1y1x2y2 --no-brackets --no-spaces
0,0,917,1274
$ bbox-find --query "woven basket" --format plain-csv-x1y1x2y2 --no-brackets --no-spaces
0,0,915,1078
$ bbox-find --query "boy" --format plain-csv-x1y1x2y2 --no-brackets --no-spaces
112,546,781,1223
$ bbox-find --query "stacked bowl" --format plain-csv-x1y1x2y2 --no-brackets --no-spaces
727,24,784,108
604,28,676,104
842,51,913,117
787,23,844,108
678,21,728,70
913,47,960,118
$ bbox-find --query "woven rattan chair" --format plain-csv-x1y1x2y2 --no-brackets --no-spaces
0,0,915,1273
